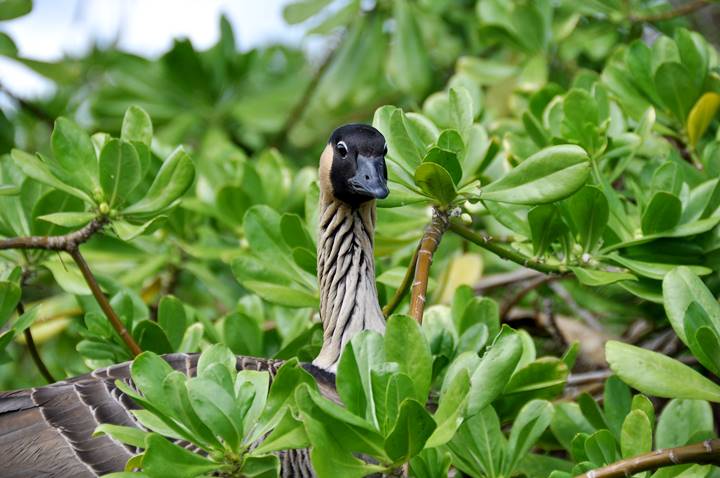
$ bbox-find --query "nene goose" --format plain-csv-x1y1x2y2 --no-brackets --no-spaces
0,124,389,477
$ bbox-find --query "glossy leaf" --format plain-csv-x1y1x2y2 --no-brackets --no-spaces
606,341,720,402
99,139,141,208
481,145,590,205
123,147,195,215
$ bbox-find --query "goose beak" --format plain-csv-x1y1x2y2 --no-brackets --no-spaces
349,155,389,199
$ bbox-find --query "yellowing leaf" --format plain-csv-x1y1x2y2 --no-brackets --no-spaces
436,253,484,304
687,92,720,146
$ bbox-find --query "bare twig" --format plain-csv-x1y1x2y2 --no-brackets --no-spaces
0,218,107,251
549,282,604,331
631,0,710,22
16,302,56,383
409,209,449,323
474,268,544,293
449,221,567,274
0,217,142,356
383,244,419,318
567,369,613,386
576,439,720,478
70,249,142,356
500,274,562,320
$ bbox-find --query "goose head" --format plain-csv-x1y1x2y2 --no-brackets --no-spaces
319,123,389,207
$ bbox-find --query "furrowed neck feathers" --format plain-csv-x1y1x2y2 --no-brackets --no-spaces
312,190,386,372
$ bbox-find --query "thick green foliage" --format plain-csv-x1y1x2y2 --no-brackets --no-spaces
1,0,720,477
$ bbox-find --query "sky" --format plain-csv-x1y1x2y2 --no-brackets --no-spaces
0,0,307,98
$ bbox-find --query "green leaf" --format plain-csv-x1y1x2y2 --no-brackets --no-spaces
550,402,594,453
562,185,608,252
0,281,21,328
387,0,431,98
663,267,720,344
253,359,316,441
295,384,385,456
336,331,385,423
426,369,470,448
0,0,32,21
36,212,95,228
121,106,153,146
253,409,308,455
282,0,332,24
384,399,436,463
641,191,682,234
423,147,462,186
437,129,464,156
620,410,652,459
528,204,566,256
481,145,590,205
656,399,714,449
570,268,636,286
93,424,150,448
449,87,474,133
584,429,619,466
385,314,432,403
50,117,99,195
197,343,236,377
297,392,385,478
561,89,602,155
606,341,720,402
467,326,523,415
223,312,262,357
414,162,456,204
242,454,280,478
683,302,720,376
496,358,568,419
157,295,187,351
187,377,241,449
505,400,554,475
604,375,632,440
448,406,506,478
11,149,87,203
135,320,173,354
608,255,711,281
654,62,696,123
280,213,313,251
242,282,318,308
161,371,221,449
123,146,195,216
99,139,141,208
131,352,175,407
142,434,219,478
12,305,37,333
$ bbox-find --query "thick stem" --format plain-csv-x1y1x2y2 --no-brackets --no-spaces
16,302,56,383
69,248,142,357
409,209,449,323
576,439,720,478
382,245,419,318
631,0,709,22
449,221,566,274
0,218,107,251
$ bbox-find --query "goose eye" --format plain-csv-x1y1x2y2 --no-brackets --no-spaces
336,141,348,158
383,143,388,156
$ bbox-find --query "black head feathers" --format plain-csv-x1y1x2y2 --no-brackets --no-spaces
325,124,389,207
